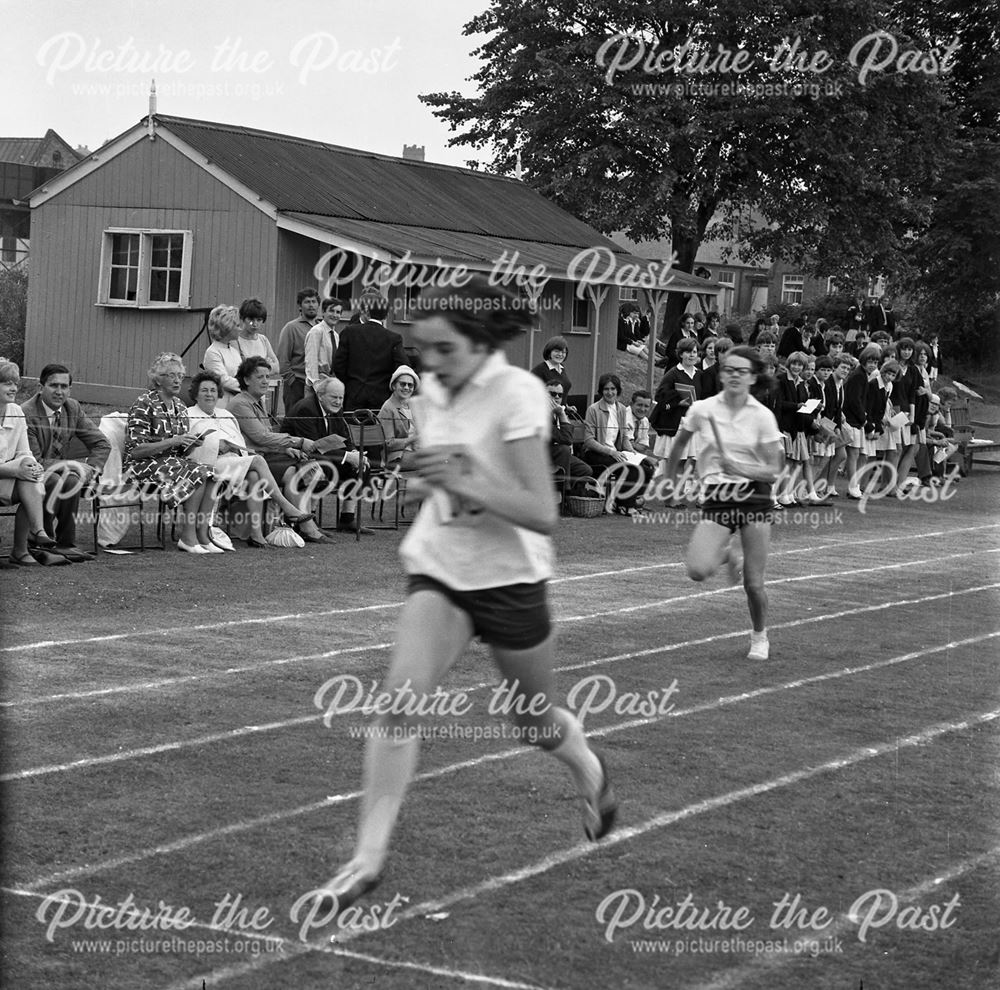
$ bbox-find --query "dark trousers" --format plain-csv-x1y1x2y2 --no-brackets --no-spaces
283,376,306,415
551,444,593,494
43,466,85,546
582,451,652,509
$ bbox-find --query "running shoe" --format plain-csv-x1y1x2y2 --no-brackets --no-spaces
583,750,618,842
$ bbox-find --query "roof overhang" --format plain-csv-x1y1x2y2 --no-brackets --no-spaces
279,212,718,295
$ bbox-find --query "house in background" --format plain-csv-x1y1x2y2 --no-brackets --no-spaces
0,128,82,271
24,113,714,405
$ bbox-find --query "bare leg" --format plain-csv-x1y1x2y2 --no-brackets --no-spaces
686,519,734,582
193,484,218,546
13,479,47,550
177,483,205,545
739,522,771,633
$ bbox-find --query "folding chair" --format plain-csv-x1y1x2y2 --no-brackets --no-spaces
341,410,396,539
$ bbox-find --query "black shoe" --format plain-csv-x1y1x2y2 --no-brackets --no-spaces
300,531,334,544
583,750,617,842
28,530,57,549
53,546,95,563
246,538,271,549
316,865,383,920
337,525,375,535
27,549,73,566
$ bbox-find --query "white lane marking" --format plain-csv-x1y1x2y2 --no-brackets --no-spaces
15,631,999,893
5,585,998,781
6,524,997,653
5,547,998,709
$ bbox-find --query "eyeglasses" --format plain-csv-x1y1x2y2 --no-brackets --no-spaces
159,372,184,381
548,391,564,397
396,382,415,389
720,366,753,376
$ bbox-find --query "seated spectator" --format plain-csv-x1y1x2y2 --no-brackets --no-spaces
21,362,110,563
917,393,959,483
202,304,244,408
625,390,657,464
123,352,218,554
236,298,280,374
0,360,64,567
545,380,592,497
531,336,572,396
283,375,373,534
583,373,651,514
227,356,331,543
378,366,419,468
824,328,846,364
186,370,314,548
305,298,343,395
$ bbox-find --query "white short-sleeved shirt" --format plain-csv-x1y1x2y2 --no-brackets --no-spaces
399,351,554,590
679,392,782,484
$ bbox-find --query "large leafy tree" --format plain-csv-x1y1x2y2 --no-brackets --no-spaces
422,0,952,327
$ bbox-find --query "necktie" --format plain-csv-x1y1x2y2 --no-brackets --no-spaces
51,409,64,458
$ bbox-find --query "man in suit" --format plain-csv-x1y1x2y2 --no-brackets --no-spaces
304,298,343,394
866,296,895,336
283,376,373,534
21,364,111,562
333,293,406,410
846,291,867,338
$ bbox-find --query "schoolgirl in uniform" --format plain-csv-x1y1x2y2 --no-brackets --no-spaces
317,277,616,912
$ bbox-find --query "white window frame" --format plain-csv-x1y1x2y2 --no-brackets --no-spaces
97,228,193,308
717,270,736,314
781,274,804,305
618,286,638,302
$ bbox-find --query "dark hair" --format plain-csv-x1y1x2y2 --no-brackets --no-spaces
707,311,720,323
597,373,622,398
189,370,222,403
680,314,696,327
793,314,807,328
39,363,71,385
824,330,846,345
715,335,735,356
896,336,915,352
859,344,882,363
239,297,268,322
699,337,718,357
724,322,743,343
912,341,931,361
676,337,699,357
880,358,902,377
321,297,342,312
236,355,271,390
756,331,778,346
360,291,390,321
413,276,531,350
815,355,835,370
754,317,768,331
630,389,651,403
297,287,320,306
543,335,569,360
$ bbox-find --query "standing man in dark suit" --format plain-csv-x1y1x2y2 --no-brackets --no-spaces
866,296,895,336
846,291,867,340
333,293,406,410
21,364,111,562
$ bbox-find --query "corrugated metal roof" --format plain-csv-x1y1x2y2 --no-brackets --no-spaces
0,138,46,165
282,212,718,293
158,115,619,247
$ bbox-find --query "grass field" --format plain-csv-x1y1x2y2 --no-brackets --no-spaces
1,472,999,990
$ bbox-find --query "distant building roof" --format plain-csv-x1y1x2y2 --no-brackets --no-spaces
0,129,81,168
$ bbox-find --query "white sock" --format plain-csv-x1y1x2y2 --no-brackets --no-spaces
549,708,602,797
750,629,768,642
353,733,420,873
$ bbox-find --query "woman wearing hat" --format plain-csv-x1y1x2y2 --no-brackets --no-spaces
378,366,419,467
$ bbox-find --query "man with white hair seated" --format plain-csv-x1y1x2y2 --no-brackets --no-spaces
283,376,373,535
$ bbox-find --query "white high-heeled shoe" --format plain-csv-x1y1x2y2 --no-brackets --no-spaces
177,540,210,554
199,542,225,554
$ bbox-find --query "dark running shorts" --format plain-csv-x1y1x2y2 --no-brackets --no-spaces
407,574,551,650
699,481,777,532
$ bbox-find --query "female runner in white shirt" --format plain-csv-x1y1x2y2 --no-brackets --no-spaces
317,277,616,913
664,346,784,660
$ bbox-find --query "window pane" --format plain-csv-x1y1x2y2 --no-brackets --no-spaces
167,270,181,302
149,269,167,302
151,243,169,268
112,233,139,264
168,235,184,267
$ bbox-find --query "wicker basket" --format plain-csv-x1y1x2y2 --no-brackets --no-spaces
566,495,605,518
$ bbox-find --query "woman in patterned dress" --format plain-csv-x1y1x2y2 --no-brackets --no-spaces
124,352,218,554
